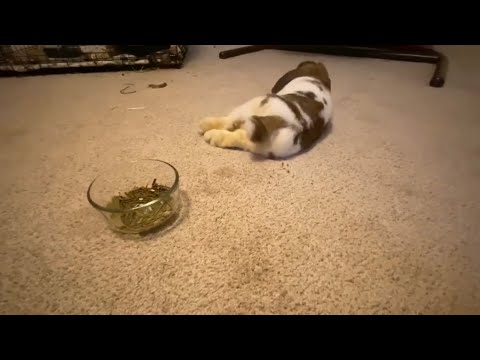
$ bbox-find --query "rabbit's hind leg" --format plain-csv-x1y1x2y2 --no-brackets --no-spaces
198,116,237,135
203,128,254,152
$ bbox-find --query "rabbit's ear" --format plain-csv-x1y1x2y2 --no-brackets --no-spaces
271,69,303,93
297,61,317,68
273,61,332,93
321,73,331,91
314,62,331,91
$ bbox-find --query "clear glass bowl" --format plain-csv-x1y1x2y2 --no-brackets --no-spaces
87,159,180,235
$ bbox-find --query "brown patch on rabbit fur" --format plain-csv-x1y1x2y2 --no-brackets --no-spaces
281,93,327,150
251,115,289,142
260,94,307,129
272,61,331,94
260,95,271,107
296,91,316,99
231,119,245,130
253,94,327,150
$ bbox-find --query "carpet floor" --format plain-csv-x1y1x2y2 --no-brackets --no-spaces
1,45,479,314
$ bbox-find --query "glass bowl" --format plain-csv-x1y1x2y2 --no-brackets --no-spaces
87,159,180,235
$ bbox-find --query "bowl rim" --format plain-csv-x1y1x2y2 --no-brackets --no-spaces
87,158,179,214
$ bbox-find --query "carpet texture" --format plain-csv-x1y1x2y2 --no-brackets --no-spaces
1,45,479,314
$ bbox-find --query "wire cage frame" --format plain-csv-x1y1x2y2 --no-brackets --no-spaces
0,45,188,76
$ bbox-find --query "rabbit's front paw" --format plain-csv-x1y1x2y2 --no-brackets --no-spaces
203,129,226,147
198,116,229,135
204,129,252,151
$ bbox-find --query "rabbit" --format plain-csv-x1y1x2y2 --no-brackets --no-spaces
198,61,332,159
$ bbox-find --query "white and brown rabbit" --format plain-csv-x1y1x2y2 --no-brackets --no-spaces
198,61,333,159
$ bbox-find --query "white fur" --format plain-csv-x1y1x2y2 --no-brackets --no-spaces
269,127,301,158
277,76,324,99
320,92,333,124
261,96,302,129
278,76,333,124
227,95,301,133
230,96,303,157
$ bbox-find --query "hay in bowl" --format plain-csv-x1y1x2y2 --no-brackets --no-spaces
87,159,180,235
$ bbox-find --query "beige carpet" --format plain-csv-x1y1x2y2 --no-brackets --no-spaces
1,45,479,314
